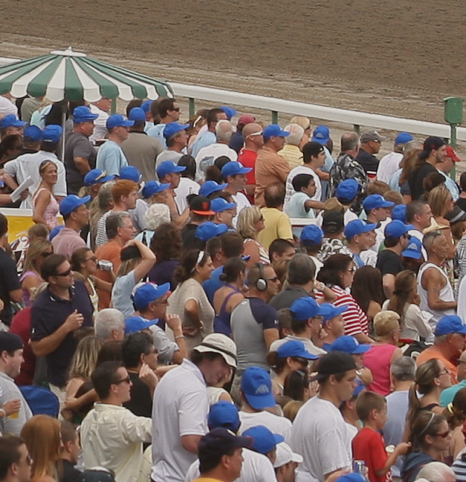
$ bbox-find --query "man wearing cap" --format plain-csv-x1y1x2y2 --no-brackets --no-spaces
318,211,353,262
89,97,111,143
299,225,324,273
344,219,376,268
221,161,252,227
51,194,90,258
238,123,264,203
4,125,67,209
154,122,189,169
121,107,163,183
376,220,412,297
81,361,152,482
355,130,386,177
96,114,134,176
126,282,187,364
278,124,305,170
335,179,360,224
243,425,284,466
329,133,368,197
181,195,215,249
416,315,466,384
211,198,237,229
437,145,461,201
130,180,170,233
274,442,303,482
417,231,456,335
31,254,94,399
229,114,256,154
440,350,466,407
8,125,42,160
377,132,414,183
0,114,26,139
189,428,251,482
0,332,32,435
408,136,446,200
147,98,182,147
284,141,327,208
289,351,357,482
311,126,335,201
195,120,237,182
191,108,228,158
151,334,237,482
318,303,347,347
362,194,395,253
255,125,291,207
64,106,99,194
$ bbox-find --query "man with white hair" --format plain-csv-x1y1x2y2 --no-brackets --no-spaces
278,124,305,170
95,309,126,342
195,120,237,181
417,461,456,482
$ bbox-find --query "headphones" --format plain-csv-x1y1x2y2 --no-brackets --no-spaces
255,262,268,292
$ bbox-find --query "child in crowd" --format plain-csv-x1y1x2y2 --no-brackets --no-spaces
352,391,410,482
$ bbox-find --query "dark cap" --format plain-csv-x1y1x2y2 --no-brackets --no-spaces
302,141,325,160
310,351,357,381
198,428,252,462
322,211,344,234
0,332,24,353
419,136,445,160
120,244,141,261
190,196,215,216
77,468,116,482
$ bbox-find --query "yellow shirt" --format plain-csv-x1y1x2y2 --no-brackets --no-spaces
256,207,294,250
278,144,303,170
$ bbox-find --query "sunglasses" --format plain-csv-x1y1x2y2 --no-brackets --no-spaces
113,376,131,385
171,107,180,112
55,268,72,277
433,430,450,439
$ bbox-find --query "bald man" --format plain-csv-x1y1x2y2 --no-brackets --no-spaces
238,123,264,202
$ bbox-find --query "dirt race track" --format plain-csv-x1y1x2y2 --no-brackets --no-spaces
1,0,466,125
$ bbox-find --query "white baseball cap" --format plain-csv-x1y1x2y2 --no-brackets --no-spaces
273,442,303,468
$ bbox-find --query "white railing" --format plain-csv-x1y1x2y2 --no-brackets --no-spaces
1,56,465,142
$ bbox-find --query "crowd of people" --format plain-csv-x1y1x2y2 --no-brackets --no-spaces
0,93,466,482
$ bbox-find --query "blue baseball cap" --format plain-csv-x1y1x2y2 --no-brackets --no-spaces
263,124,290,139
344,219,376,240
142,180,170,199
402,236,423,260
133,282,171,310
59,194,91,216
49,225,65,241
208,401,240,431
211,197,237,213
220,106,237,120
319,303,349,323
362,194,395,211
199,180,226,198
335,474,365,482
195,222,228,242
290,297,324,321
312,125,330,145
141,100,152,113
242,426,284,454
128,107,146,122
221,161,252,178
163,122,190,140
395,132,414,145
435,315,466,336
352,377,366,398
42,125,63,143
241,367,275,409
157,160,186,179
119,166,141,183
384,220,415,239
0,114,26,129
84,169,115,187
336,179,359,202
300,225,324,246
392,204,407,223
106,114,134,129
323,335,371,354
124,317,159,335
23,125,42,142
276,340,318,360
73,106,98,124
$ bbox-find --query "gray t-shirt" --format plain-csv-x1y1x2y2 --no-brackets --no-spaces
0,371,33,435
64,131,97,194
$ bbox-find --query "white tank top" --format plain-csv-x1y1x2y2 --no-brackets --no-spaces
417,262,455,329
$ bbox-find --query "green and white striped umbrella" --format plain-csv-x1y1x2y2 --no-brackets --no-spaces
0,47,173,102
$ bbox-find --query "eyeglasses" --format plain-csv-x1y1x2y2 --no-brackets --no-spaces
85,256,98,263
113,376,131,385
433,430,450,439
171,107,181,112
265,277,279,283
439,369,450,376
55,268,72,277
41,251,52,257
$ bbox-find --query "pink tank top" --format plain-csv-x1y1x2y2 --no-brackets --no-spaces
363,344,398,396
33,188,59,230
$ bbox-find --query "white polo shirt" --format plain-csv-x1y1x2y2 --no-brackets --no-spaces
151,359,209,482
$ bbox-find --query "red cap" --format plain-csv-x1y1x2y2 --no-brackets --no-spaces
445,145,462,162
238,114,256,125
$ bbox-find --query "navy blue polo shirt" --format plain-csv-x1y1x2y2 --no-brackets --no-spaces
31,281,94,387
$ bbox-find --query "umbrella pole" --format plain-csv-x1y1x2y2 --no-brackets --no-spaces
61,101,66,161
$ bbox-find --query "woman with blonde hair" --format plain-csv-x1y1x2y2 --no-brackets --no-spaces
427,186,456,257
21,415,61,482
20,239,52,307
32,160,59,230
383,270,432,341
362,310,403,395
237,206,268,267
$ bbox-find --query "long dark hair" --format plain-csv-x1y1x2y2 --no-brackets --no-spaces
173,249,210,284
317,254,353,289
351,266,385,315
